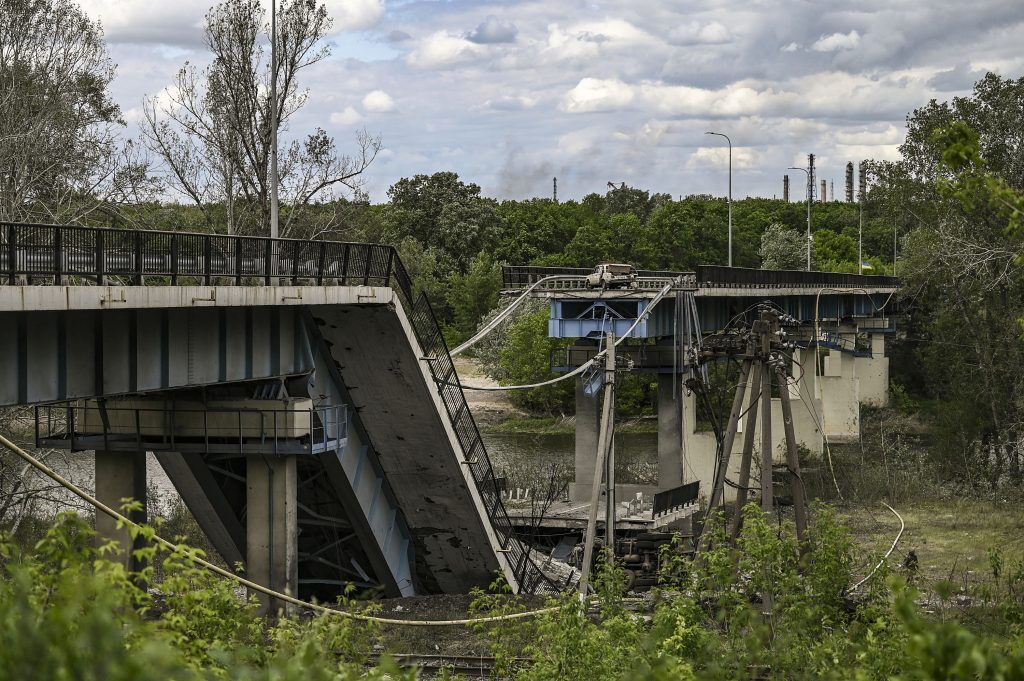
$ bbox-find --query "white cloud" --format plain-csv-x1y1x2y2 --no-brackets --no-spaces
560,78,635,113
670,21,732,45
543,19,655,62
330,106,364,125
811,30,861,52
780,42,800,52
687,146,762,171
323,0,385,33
362,90,395,112
406,31,486,69
481,96,538,111
76,0,207,45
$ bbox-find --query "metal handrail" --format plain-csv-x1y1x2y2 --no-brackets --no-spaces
35,403,347,456
3,221,548,593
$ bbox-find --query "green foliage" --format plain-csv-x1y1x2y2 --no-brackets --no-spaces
494,308,573,414
383,171,500,274
759,222,808,270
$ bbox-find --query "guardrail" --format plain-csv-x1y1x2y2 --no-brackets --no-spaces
501,265,690,291
695,265,899,289
1,221,549,593
35,403,347,456
1,222,394,286
394,264,550,593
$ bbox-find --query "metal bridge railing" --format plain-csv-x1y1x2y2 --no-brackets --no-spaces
35,403,347,456
501,265,692,291
1,221,549,594
695,264,899,289
394,265,550,593
1,222,396,286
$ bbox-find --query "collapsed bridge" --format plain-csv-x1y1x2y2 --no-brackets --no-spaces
0,222,549,611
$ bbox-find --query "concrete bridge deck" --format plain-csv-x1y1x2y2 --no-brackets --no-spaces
0,221,548,608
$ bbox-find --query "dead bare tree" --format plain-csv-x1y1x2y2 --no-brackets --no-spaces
141,0,381,237
0,0,153,223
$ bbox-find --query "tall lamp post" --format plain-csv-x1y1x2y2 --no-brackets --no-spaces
705,131,732,267
788,166,811,271
269,0,280,241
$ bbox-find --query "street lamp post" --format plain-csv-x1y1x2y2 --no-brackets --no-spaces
705,131,732,267
788,166,811,271
269,0,279,242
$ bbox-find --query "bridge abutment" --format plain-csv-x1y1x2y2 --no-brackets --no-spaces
94,450,147,571
246,455,298,617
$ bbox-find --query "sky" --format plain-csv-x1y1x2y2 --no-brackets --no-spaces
77,0,1024,204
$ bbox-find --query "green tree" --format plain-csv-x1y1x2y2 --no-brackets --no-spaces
0,0,151,222
142,0,378,237
383,171,501,273
814,228,858,271
759,222,809,270
877,73,1024,487
448,252,502,342
495,309,573,414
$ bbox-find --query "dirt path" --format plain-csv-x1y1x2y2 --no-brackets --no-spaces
453,357,527,429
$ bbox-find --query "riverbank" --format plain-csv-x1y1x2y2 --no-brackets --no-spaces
486,415,657,435
454,357,658,434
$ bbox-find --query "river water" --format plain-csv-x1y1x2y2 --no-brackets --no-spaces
481,431,659,489
28,432,658,517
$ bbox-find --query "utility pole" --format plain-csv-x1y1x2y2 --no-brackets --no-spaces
578,331,615,598
776,357,807,542
858,162,867,274
757,313,773,515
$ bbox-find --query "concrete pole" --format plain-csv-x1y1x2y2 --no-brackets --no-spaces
730,361,762,540
778,366,808,542
605,432,615,546
579,332,615,598
708,358,752,510
247,455,298,617
94,450,147,571
573,375,600,501
656,374,683,490
759,320,774,514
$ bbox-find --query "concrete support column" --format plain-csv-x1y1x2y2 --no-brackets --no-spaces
246,455,298,617
855,334,890,407
657,374,683,490
572,376,600,501
94,450,147,571
819,338,860,442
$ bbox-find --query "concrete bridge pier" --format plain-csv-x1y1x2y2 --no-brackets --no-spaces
94,450,147,571
246,455,298,617
657,374,684,490
572,376,600,501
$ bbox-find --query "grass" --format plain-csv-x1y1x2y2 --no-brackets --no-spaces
841,498,1024,590
483,415,658,435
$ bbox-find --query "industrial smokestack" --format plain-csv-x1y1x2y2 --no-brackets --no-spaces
553,177,558,203
783,174,790,202
808,153,816,202
845,162,854,202
858,162,867,202
821,180,827,203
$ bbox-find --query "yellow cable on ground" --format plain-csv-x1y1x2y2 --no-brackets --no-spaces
847,502,905,594
0,432,557,626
